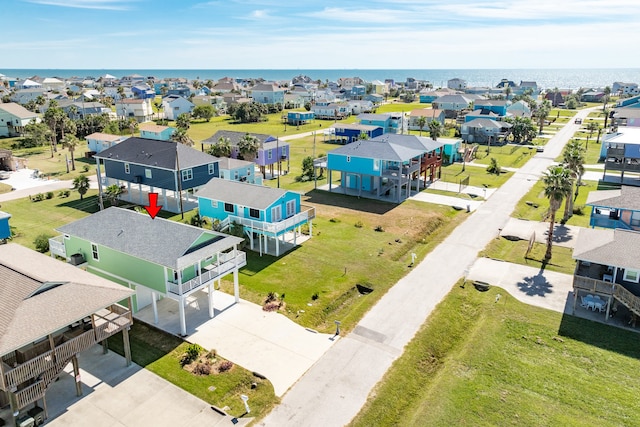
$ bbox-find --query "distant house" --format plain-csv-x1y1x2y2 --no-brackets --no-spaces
85,132,127,155
217,157,262,185
473,99,510,117
287,111,315,126
115,98,153,122
600,127,640,184
586,186,640,231
613,107,640,127
463,109,501,123
408,108,445,131
311,102,350,120
197,178,314,256
432,94,474,116
162,95,195,121
365,93,384,104
329,123,384,144
250,82,285,105
95,137,220,213
507,100,532,118
0,210,10,240
347,100,375,115
515,81,539,96
0,102,41,137
51,207,245,336
202,130,289,178
131,84,156,99
326,134,444,203
9,88,46,104
440,138,464,164
581,90,604,103
358,113,405,134
447,78,467,90
139,123,176,141
461,118,512,144
0,243,133,425
545,91,566,107
58,100,108,119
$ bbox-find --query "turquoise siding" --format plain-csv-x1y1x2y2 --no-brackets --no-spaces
198,191,301,223
327,152,381,176
0,216,10,240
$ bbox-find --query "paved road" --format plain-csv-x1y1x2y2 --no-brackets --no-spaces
260,108,597,427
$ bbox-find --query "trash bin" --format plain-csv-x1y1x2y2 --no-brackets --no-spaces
28,406,45,426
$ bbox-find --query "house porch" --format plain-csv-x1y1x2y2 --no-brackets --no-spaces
101,177,198,213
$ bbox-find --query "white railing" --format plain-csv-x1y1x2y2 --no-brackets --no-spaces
167,251,247,295
49,235,66,258
227,207,314,236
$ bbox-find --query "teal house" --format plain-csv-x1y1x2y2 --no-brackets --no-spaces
0,210,11,240
197,178,314,256
50,207,246,336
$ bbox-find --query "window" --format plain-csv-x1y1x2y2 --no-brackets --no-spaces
286,200,296,217
632,211,640,227
208,163,215,175
247,167,252,175
210,200,218,208
249,208,260,219
271,205,282,222
173,270,178,281
347,156,351,163
145,168,152,179
234,170,239,180
224,203,234,213
124,163,130,174
624,269,639,283
91,243,99,261
182,169,193,181
268,149,273,160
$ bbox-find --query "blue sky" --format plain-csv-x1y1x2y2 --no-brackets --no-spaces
3,0,640,69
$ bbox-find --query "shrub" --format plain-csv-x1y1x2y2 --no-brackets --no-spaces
311,292,319,301
46,192,54,199
354,220,363,228
34,234,51,253
374,225,385,232
218,360,233,373
82,165,90,172
180,343,205,367
573,205,585,216
329,218,340,223
193,362,211,376
486,158,501,175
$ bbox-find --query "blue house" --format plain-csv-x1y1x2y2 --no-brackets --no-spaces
330,123,384,144
139,123,176,141
196,178,314,256
0,211,11,240
217,157,262,185
250,83,285,105
616,95,640,108
95,137,220,213
287,111,315,126
464,109,501,123
473,100,510,117
131,84,156,99
586,186,640,231
326,134,444,203
358,113,405,134
350,85,366,99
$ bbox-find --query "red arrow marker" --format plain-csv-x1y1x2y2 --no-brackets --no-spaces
144,193,162,219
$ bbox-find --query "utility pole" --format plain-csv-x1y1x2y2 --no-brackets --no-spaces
276,137,280,188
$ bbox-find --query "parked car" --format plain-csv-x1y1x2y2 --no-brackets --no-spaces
0,171,10,180
575,118,582,124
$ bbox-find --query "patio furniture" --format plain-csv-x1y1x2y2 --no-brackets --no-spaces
603,274,613,283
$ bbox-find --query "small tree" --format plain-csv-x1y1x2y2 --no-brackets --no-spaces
72,174,90,200
105,184,123,206
208,137,232,157
238,133,260,161
416,116,427,136
301,156,314,180
192,105,215,122
61,134,81,171
176,112,191,130
428,120,443,141
486,158,501,175
171,128,194,147
34,234,52,253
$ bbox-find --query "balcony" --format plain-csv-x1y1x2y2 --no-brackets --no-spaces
1,304,131,396
590,214,633,230
167,251,247,296
227,207,315,237
49,235,66,259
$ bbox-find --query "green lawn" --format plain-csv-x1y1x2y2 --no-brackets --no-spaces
0,182,12,194
512,179,601,227
440,163,513,189
375,101,425,114
479,237,576,275
473,145,537,168
107,322,278,419
554,137,603,165
351,284,640,427
1,190,99,249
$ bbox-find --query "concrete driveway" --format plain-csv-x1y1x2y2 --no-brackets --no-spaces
135,290,336,397
28,345,248,427
500,218,584,248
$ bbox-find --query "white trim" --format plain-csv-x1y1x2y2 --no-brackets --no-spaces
90,242,99,261
124,163,130,174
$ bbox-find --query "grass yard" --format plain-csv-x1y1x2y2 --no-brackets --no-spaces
550,109,577,118
473,144,537,168
219,193,467,333
0,190,99,249
0,182,12,194
511,179,604,227
423,188,484,201
479,237,576,275
440,163,513,189
375,101,424,114
107,322,278,419
350,284,640,427
553,137,603,165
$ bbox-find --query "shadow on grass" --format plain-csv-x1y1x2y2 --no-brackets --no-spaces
557,313,640,359
107,321,183,368
56,194,101,214
304,189,396,215
239,246,302,276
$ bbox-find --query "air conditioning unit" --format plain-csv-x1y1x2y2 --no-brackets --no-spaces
69,253,85,266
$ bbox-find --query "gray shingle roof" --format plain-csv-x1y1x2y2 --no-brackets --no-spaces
0,102,39,119
57,207,242,270
464,118,512,129
0,244,133,356
573,228,640,270
328,139,424,162
196,177,288,210
95,137,218,170
586,186,640,211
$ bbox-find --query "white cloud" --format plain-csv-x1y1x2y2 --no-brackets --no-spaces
25,0,133,10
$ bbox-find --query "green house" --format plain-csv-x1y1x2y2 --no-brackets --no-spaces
50,207,246,336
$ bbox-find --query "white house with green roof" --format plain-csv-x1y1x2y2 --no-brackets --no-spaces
50,207,246,336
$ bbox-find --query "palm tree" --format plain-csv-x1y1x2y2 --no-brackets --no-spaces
171,128,194,147
208,136,232,157
416,116,427,136
238,133,260,160
585,121,599,149
105,184,123,206
61,134,81,171
72,174,90,200
602,86,611,112
561,140,585,221
428,120,443,141
534,99,552,135
542,165,572,260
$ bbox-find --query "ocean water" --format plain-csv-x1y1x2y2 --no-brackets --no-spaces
1,68,638,90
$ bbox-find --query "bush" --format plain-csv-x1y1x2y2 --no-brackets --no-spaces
311,292,319,301
46,191,54,199
573,205,585,216
82,165,90,172
218,360,233,373
374,225,385,232
34,234,51,253
193,363,211,376
180,343,205,367
486,157,502,175
355,220,363,228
